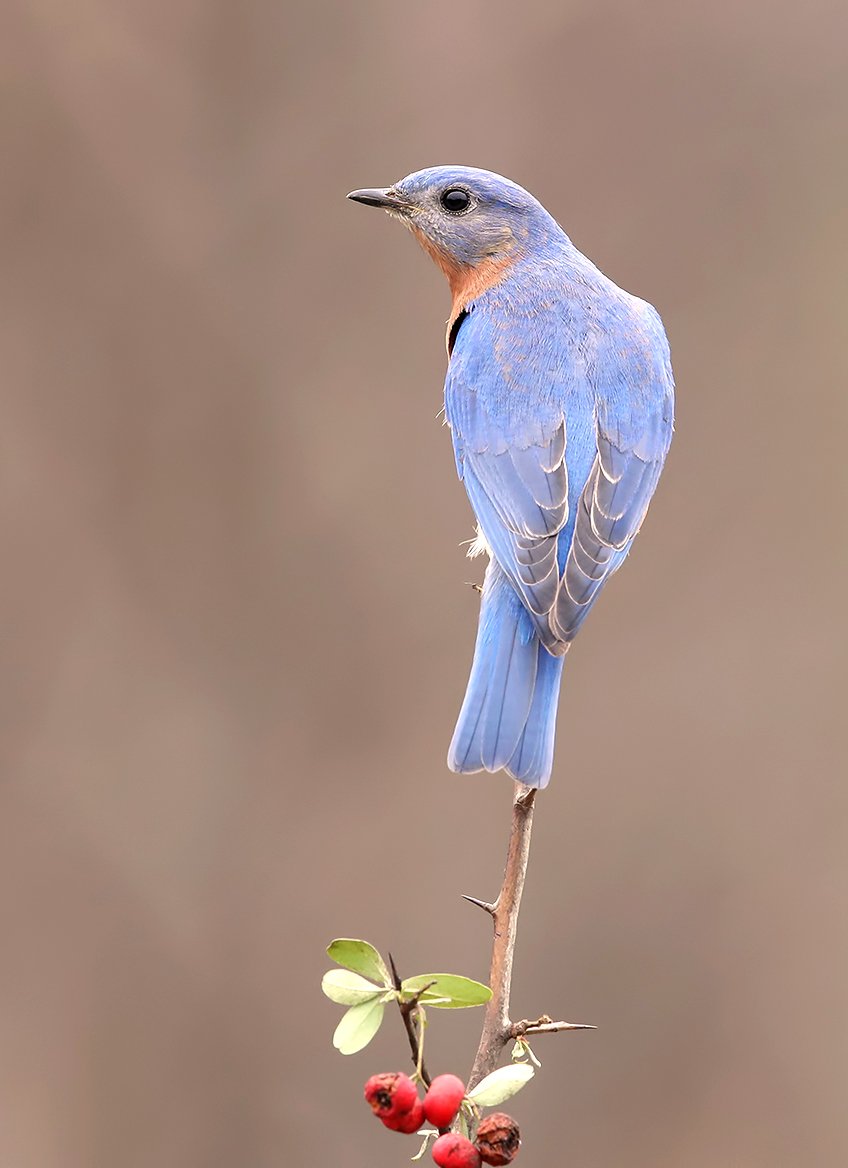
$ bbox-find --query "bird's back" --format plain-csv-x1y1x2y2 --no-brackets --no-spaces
446,239,673,651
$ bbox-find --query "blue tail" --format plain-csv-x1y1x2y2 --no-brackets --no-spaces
447,562,565,789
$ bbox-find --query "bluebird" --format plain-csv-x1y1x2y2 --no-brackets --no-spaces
348,167,674,789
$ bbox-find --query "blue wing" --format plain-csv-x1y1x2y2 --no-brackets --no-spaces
445,294,673,654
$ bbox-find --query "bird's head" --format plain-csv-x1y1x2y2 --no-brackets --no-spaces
347,166,556,299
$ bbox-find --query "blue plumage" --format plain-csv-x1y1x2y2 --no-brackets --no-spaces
448,562,565,785
348,167,674,788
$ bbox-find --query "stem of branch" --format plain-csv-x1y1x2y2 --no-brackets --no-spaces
468,781,536,1089
388,953,434,1088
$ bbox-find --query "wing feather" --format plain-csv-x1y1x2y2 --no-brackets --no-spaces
445,294,673,654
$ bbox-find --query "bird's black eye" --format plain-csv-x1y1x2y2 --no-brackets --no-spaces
440,187,471,214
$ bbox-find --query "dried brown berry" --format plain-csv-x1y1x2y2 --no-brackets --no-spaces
364,1072,418,1120
432,1131,482,1168
423,1073,467,1128
383,1097,425,1133
475,1112,521,1165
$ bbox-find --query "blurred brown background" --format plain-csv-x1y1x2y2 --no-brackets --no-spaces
1,1,846,1165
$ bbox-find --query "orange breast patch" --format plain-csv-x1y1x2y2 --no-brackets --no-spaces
410,227,516,349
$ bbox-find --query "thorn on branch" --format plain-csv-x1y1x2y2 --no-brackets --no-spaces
461,893,497,916
509,1015,597,1038
403,980,438,1009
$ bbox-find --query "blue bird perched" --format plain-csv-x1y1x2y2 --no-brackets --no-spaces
348,167,674,789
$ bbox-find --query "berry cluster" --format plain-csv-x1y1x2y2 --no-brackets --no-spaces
364,1071,521,1166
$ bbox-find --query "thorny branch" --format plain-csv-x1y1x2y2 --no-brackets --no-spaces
388,953,434,1089
387,781,592,1100
467,782,537,1088
467,782,593,1089
388,956,459,1137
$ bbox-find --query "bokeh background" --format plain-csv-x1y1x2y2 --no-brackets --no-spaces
1,1,846,1165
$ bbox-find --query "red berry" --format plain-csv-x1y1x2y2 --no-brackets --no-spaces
364,1072,418,1119
432,1132,482,1168
423,1073,467,1128
475,1113,521,1165
383,1098,425,1134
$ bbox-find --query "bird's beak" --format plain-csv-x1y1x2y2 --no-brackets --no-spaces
346,187,413,213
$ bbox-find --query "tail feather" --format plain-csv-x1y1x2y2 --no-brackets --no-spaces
507,646,563,787
479,611,538,771
448,562,564,788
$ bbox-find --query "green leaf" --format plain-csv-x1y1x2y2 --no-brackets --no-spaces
321,969,383,1005
332,998,385,1055
467,1063,535,1106
327,939,391,986
402,973,492,1009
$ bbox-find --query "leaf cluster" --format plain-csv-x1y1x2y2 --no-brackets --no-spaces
321,939,492,1055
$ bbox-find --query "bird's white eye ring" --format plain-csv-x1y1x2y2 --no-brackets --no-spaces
440,187,472,214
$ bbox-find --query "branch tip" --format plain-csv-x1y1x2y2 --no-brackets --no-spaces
514,784,536,810
387,952,402,991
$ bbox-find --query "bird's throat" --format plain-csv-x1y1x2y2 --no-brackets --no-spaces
410,227,515,344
